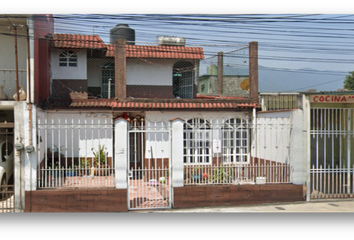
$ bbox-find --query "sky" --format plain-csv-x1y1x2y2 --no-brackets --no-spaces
52,13,354,91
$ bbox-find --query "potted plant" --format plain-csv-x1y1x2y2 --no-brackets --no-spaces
79,157,93,176
92,145,109,176
66,166,77,177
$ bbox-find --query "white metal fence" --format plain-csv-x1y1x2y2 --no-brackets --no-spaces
36,113,115,188
310,108,354,198
182,116,293,185
310,165,354,198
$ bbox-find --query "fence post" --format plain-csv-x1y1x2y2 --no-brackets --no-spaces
171,118,185,187
114,118,128,189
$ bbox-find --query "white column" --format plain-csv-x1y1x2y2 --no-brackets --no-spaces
114,118,128,189
14,102,26,212
171,118,184,187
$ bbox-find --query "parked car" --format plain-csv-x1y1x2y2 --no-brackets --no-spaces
0,133,14,189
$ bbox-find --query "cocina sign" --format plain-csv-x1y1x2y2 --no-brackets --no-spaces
310,94,354,103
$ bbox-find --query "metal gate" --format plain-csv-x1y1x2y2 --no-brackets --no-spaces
127,117,172,210
310,108,354,198
0,185,14,213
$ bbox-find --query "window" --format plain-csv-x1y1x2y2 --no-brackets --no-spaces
222,118,249,163
183,118,211,164
59,50,77,67
101,69,115,98
173,61,195,98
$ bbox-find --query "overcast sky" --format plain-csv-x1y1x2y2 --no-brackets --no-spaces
53,14,354,73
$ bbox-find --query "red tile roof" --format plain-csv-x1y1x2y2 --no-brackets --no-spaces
52,33,204,60
106,44,204,59
53,34,107,49
69,100,259,110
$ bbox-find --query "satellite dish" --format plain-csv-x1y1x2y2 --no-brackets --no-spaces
240,78,249,91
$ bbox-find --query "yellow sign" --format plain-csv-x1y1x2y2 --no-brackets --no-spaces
240,78,249,91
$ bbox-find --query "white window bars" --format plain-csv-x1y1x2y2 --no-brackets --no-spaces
183,117,250,165
183,118,211,164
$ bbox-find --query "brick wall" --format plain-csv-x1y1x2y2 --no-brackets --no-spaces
25,189,127,212
25,184,304,212
173,184,304,208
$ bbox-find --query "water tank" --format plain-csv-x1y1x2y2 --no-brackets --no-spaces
157,36,186,46
110,24,135,45
207,65,218,75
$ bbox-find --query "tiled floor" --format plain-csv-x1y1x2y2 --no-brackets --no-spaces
129,179,170,209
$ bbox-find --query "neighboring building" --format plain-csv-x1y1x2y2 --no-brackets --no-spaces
259,90,354,201
0,14,54,212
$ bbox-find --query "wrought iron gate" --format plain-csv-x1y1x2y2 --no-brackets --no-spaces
310,108,354,198
127,117,172,210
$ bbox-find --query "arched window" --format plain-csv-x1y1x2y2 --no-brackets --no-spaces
173,61,195,99
183,118,211,164
222,118,249,163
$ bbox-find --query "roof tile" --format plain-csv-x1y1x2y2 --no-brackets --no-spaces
106,44,204,59
53,34,107,50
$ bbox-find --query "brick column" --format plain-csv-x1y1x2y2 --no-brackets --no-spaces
115,39,126,100
249,41,259,102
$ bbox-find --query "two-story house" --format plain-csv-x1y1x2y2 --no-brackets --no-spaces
22,23,303,212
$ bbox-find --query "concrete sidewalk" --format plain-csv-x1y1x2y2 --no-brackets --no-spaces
144,199,354,213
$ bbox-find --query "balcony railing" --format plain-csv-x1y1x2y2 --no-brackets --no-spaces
0,70,27,101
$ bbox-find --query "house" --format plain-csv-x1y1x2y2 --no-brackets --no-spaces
6,23,304,213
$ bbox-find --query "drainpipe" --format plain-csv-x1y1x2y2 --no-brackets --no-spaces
26,26,33,146
252,107,257,166
14,26,19,101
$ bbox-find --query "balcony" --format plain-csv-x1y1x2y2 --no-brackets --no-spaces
48,41,258,109
0,69,27,102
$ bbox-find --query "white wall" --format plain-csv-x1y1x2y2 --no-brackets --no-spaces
50,48,87,79
126,59,176,86
253,109,306,185
0,27,27,70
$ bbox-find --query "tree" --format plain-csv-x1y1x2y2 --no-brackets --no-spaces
343,71,354,90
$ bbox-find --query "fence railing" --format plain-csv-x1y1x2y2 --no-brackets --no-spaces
310,165,354,198
0,185,14,213
37,113,114,189
184,163,292,185
259,93,302,111
0,69,27,100
37,166,115,188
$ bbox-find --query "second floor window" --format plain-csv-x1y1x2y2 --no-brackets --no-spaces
59,51,77,67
